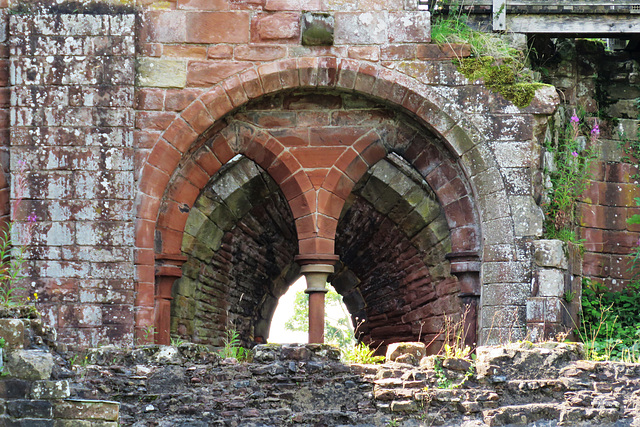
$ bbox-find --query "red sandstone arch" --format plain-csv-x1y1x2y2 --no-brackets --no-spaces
135,57,488,342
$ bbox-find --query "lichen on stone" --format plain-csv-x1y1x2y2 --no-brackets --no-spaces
457,56,546,109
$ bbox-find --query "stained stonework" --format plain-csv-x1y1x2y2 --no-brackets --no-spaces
4,1,565,349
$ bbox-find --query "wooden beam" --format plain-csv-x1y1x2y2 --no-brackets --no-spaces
507,14,640,34
493,0,507,31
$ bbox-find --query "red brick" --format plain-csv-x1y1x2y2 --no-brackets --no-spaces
180,160,210,189
139,43,162,57
157,226,186,255
381,44,416,60
164,44,208,58
582,252,610,277
222,75,250,107
230,0,266,10
288,190,316,218
135,89,165,110
200,85,235,120
307,169,328,188
252,12,300,42
136,111,176,131
269,128,308,147
158,199,192,232
257,61,283,93
135,218,156,249
135,282,155,308
581,228,604,252
279,58,300,89
135,248,156,266
235,44,286,61
606,162,638,183
165,88,202,112
297,56,320,86
309,126,367,146
281,170,313,201
139,164,171,198
322,168,354,199
603,230,640,254
348,46,380,61
181,100,215,134
186,12,251,43
243,134,280,168
137,193,161,221
295,214,316,239
317,188,345,219
207,44,234,59
265,0,300,10
134,130,161,149
317,214,338,239
178,0,229,9
360,140,386,166
443,197,475,228
187,60,252,87
193,146,222,176
580,181,602,205
298,236,335,256
147,138,182,173
267,151,302,183
210,134,236,163
290,146,345,168
239,68,264,99
163,118,199,153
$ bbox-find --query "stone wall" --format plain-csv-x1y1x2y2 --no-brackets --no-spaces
9,12,137,347
0,307,121,425
3,1,563,350
533,38,640,292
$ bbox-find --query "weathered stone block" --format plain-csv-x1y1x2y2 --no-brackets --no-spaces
386,342,426,361
510,196,544,237
6,399,53,419
136,58,187,88
533,239,568,269
334,12,387,45
388,11,430,43
5,350,54,381
31,380,70,399
53,400,119,421
0,319,24,349
302,12,334,46
537,268,565,297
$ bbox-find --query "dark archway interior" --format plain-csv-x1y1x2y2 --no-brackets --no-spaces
169,91,473,350
171,156,299,346
334,155,462,353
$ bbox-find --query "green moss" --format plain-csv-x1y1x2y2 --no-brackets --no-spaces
457,57,546,108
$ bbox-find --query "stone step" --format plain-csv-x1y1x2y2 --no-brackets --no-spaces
483,403,561,426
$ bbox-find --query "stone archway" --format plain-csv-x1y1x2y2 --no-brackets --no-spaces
135,57,553,346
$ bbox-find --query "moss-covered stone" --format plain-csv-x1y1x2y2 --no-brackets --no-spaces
457,56,545,108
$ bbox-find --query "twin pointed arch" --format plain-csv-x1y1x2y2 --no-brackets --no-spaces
135,56,500,338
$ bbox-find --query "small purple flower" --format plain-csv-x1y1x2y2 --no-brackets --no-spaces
17,160,25,166
570,114,579,124
591,123,600,135
571,151,579,157
27,213,37,223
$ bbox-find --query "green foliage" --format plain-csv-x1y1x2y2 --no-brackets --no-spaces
0,230,28,307
170,336,185,347
578,279,640,361
543,111,598,243
285,286,355,348
439,308,473,360
0,337,5,348
342,342,385,364
219,328,251,361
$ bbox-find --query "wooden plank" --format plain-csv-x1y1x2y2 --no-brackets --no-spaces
493,0,507,31
507,14,640,33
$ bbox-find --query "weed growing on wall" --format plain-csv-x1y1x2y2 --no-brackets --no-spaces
543,111,598,243
431,0,544,107
0,160,36,307
219,328,251,361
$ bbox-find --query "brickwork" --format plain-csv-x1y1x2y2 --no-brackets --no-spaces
9,13,136,347
4,2,562,348
534,38,640,293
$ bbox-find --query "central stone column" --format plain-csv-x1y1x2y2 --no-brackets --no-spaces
300,264,334,343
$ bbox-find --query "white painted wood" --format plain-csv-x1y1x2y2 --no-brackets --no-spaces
508,14,640,34
493,0,507,31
